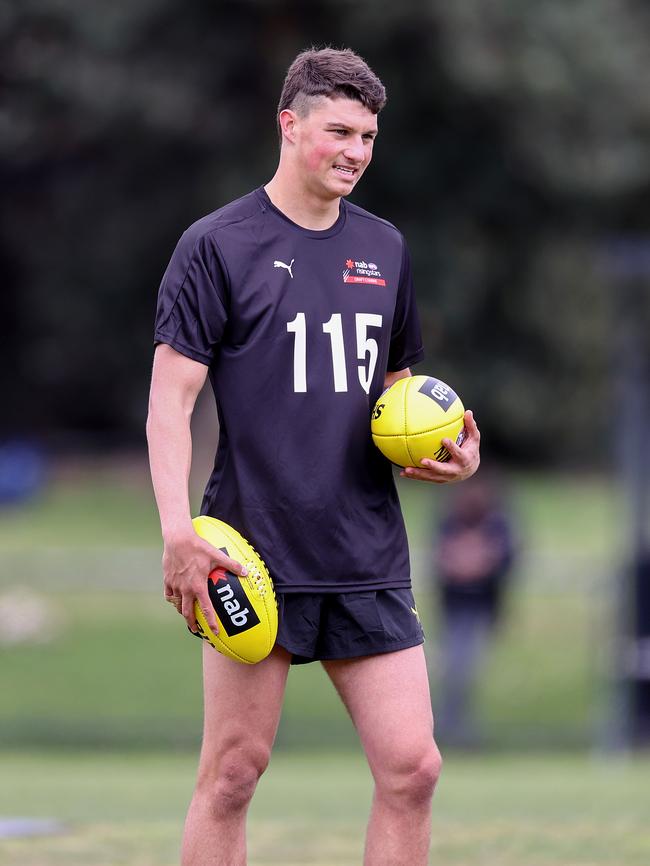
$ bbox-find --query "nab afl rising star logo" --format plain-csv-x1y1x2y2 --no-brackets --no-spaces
207,551,260,636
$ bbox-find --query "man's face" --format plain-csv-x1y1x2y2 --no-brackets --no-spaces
287,96,378,200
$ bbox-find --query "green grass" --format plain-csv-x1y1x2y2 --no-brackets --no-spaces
0,471,160,548
0,464,638,862
0,461,619,553
1,750,649,865
0,582,606,750
0,462,622,749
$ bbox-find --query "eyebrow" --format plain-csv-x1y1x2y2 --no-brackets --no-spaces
324,122,378,136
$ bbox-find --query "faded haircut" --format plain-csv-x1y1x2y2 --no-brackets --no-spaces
276,47,387,142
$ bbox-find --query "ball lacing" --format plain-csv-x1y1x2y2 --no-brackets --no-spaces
245,544,277,604
246,560,268,597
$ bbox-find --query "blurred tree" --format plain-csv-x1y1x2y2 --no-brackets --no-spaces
2,0,278,440
425,0,650,459
433,0,650,197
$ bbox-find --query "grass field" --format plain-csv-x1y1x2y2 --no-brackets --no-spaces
0,583,606,750
0,460,645,864
1,749,649,865
0,460,620,750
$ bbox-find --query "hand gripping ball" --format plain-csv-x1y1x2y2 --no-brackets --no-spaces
191,516,278,664
371,375,466,468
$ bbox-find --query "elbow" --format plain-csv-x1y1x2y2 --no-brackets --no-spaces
145,406,155,445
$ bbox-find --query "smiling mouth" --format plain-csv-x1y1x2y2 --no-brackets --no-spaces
333,165,359,178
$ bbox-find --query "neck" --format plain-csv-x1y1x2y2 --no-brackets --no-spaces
265,161,341,231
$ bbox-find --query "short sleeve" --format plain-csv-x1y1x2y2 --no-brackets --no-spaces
154,228,229,365
388,238,424,371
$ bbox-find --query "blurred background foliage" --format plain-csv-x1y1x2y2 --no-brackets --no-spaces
4,0,650,462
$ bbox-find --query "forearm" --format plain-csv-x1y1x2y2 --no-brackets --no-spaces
146,399,195,539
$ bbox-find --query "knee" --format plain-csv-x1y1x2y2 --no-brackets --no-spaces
376,744,442,808
405,745,442,804
197,743,271,816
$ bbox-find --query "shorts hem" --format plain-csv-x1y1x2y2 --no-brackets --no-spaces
275,580,412,594
318,635,425,661
276,634,424,665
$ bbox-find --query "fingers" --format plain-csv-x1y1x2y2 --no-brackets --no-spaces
163,537,248,637
201,541,248,577
400,463,456,483
439,410,479,462
164,566,230,636
164,586,198,633
439,437,466,464
171,581,218,635
181,592,199,634
180,580,217,635
214,552,248,577
164,591,182,611
399,409,481,484
195,585,219,634
463,409,481,442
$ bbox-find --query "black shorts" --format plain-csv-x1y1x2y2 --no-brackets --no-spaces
275,588,425,665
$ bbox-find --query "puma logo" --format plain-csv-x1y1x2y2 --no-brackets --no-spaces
273,258,294,278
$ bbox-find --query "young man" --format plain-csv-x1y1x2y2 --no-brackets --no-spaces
147,47,480,866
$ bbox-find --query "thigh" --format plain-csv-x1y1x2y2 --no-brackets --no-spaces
200,643,292,761
322,645,435,776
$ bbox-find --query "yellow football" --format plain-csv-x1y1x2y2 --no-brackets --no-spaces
191,516,278,664
371,375,466,468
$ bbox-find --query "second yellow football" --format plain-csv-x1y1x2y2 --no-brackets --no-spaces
191,516,278,664
371,375,466,468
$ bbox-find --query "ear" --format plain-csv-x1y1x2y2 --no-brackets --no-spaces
278,109,299,144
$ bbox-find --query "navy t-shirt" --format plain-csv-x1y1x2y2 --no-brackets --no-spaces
154,187,424,592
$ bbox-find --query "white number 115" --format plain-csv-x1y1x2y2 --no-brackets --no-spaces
286,312,383,394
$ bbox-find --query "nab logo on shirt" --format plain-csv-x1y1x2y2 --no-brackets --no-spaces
343,257,386,286
418,377,458,412
207,558,260,637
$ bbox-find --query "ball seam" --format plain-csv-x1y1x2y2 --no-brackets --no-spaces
372,417,464,439
404,378,418,466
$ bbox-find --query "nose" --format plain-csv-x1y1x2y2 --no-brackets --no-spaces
343,136,366,164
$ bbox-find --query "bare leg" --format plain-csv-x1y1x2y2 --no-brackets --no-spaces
323,646,441,866
182,644,291,866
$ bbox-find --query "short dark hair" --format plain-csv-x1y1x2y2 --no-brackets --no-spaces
277,47,387,141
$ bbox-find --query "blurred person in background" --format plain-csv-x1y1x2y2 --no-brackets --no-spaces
433,474,515,746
